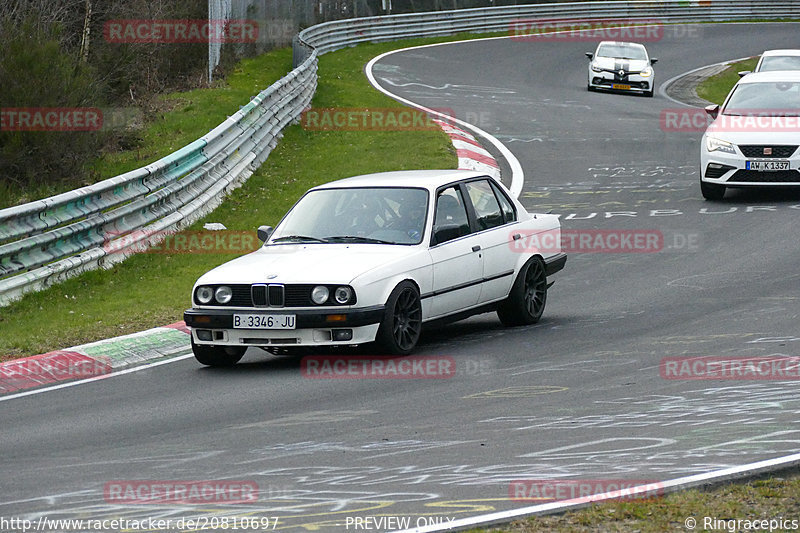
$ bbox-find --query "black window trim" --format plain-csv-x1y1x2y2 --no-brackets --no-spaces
430,176,517,247
488,180,518,224
430,181,473,247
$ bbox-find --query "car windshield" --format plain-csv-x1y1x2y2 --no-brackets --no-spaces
271,187,429,245
757,56,800,72
596,44,647,61
722,81,800,115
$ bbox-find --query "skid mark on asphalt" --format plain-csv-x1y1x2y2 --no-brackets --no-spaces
520,437,676,457
462,386,568,399
226,440,480,463
232,410,378,429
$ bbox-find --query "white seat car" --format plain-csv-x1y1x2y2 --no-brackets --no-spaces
739,49,800,77
586,41,657,97
184,170,567,365
700,71,800,200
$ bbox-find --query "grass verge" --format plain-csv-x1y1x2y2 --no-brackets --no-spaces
471,467,800,532
696,57,758,105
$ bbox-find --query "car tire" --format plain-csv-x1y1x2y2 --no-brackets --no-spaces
497,257,547,327
700,180,726,200
376,281,422,355
191,338,246,367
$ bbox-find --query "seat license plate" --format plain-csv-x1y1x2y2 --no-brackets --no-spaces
747,160,789,171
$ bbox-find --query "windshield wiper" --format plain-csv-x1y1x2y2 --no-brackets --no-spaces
326,235,396,244
271,235,328,243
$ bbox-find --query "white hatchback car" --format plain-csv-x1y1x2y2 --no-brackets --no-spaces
700,71,800,200
586,41,657,97
184,170,567,365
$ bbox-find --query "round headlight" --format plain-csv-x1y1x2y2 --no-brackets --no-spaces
215,286,232,304
334,286,353,304
196,286,214,304
311,285,329,305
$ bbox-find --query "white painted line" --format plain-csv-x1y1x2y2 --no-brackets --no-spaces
365,43,525,198
392,452,800,533
0,352,194,403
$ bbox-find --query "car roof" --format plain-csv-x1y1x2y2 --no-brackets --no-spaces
737,70,800,84
596,41,647,49
761,49,800,57
312,169,494,191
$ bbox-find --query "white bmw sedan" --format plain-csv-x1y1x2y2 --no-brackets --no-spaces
586,41,657,97
700,71,800,200
184,170,566,366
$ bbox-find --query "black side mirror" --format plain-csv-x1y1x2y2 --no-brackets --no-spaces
257,225,274,243
738,70,751,77
650,58,658,65
585,52,594,60
704,104,720,119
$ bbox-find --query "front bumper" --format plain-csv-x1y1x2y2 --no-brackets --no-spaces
701,150,800,186
589,71,652,93
184,306,384,347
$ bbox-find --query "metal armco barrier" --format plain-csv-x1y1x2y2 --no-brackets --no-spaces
1,1,797,306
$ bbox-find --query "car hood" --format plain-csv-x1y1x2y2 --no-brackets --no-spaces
704,116,800,145
195,243,420,286
593,57,650,72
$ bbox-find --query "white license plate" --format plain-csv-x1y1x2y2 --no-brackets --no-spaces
233,314,296,329
747,160,789,171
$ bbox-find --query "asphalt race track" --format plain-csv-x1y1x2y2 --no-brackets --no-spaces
2,22,800,532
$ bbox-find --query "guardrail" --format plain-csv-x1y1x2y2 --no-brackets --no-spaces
295,0,800,63
1,1,798,306
0,54,317,305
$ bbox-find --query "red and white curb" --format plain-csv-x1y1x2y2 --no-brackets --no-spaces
433,119,500,179
0,322,190,395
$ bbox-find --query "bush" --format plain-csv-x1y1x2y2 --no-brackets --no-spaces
0,17,106,190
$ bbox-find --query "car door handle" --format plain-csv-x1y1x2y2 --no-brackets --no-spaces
512,234,522,241
472,245,481,252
